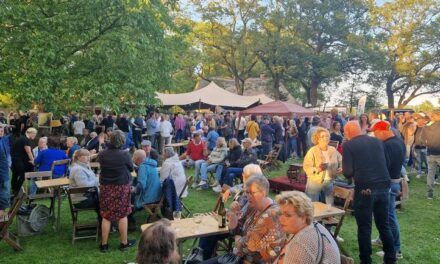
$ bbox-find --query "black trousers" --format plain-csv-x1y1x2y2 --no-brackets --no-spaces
354,187,396,264
11,159,33,196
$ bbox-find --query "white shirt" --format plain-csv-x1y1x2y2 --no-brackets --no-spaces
160,120,173,137
73,120,85,135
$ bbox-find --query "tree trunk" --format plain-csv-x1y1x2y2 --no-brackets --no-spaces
386,81,395,109
272,76,281,100
310,78,320,107
234,76,243,95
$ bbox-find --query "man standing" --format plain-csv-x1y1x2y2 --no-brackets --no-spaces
371,121,405,260
422,109,440,199
260,117,275,158
342,121,396,264
0,130,9,218
413,113,428,178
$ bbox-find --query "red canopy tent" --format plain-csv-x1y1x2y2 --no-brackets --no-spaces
240,100,315,117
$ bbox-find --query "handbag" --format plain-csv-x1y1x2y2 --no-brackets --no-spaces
217,253,242,264
185,247,204,264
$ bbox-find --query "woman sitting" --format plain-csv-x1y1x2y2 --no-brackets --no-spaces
198,164,262,260
69,149,99,216
136,219,180,264
132,149,161,208
202,175,285,263
275,191,340,263
161,147,187,198
212,138,242,192
303,127,342,204
197,137,228,190
66,136,81,159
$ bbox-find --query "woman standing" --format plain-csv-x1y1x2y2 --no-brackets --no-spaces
330,121,344,154
303,128,342,204
359,114,370,135
98,130,135,252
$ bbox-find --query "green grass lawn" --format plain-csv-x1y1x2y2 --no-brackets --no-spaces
1,161,440,263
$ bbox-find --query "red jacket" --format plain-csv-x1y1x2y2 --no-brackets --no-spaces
186,140,206,161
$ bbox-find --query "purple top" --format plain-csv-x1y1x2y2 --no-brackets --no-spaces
174,117,185,130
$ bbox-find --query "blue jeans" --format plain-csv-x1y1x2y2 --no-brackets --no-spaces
306,180,334,204
200,163,223,182
387,182,401,253
261,141,272,158
414,148,427,175
354,187,396,264
0,180,10,210
175,129,184,142
224,167,243,187
287,136,297,157
427,155,440,197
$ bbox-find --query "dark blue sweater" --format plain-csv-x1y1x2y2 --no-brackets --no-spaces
34,148,68,177
343,135,390,190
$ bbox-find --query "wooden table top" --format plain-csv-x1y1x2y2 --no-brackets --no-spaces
166,142,187,148
141,214,229,241
313,202,345,220
35,177,70,189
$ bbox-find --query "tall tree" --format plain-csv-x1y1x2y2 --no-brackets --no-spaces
280,0,371,106
190,0,261,95
0,0,181,113
368,0,440,108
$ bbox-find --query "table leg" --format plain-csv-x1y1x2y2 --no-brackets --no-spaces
57,187,61,231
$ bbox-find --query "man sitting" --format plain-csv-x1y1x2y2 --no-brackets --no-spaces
221,138,257,187
141,140,160,164
132,150,161,209
179,133,207,187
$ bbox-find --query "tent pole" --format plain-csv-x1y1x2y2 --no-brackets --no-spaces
198,99,201,112
236,112,242,139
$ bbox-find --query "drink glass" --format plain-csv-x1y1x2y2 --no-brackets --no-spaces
193,213,202,224
173,211,181,220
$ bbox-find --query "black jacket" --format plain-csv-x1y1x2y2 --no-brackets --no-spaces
383,136,406,180
228,146,242,166
99,148,134,185
234,148,257,168
343,135,390,190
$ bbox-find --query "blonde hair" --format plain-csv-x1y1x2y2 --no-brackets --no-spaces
311,127,330,146
276,191,314,225
72,149,90,163
66,137,78,145
26,127,37,135
242,164,263,181
216,137,226,147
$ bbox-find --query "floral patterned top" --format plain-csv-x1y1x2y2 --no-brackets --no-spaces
235,202,285,264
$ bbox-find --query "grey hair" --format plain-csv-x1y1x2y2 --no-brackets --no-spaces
245,174,269,196
164,147,175,158
217,137,226,147
109,130,125,149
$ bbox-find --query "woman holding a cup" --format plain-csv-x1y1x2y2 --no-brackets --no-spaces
303,127,342,204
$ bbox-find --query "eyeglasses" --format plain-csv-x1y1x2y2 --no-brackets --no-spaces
245,190,261,196
319,135,330,139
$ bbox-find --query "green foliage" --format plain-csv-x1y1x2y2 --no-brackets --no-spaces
411,100,435,113
0,0,182,114
368,0,440,108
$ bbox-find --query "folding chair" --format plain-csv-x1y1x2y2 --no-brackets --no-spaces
50,159,71,178
0,188,26,251
396,180,409,209
257,149,276,174
143,197,164,223
323,186,353,239
24,171,56,216
179,176,193,218
66,187,99,244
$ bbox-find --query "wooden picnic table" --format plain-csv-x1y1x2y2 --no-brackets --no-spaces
166,142,187,154
313,202,346,221
141,214,228,262
35,177,70,231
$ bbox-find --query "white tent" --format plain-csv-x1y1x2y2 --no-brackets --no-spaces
156,82,274,109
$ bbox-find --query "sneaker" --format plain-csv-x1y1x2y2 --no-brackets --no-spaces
336,236,344,242
427,196,433,200
196,184,209,191
371,238,382,246
119,239,136,251
191,182,198,189
376,251,403,260
100,244,109,253
212,185,222,193
435,181,439,185
198,180,207,186
416,174,421,179
210,180,219,187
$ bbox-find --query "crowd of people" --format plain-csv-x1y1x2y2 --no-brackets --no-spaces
1,107,439,264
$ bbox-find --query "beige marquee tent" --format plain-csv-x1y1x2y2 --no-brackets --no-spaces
156,82,274,110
